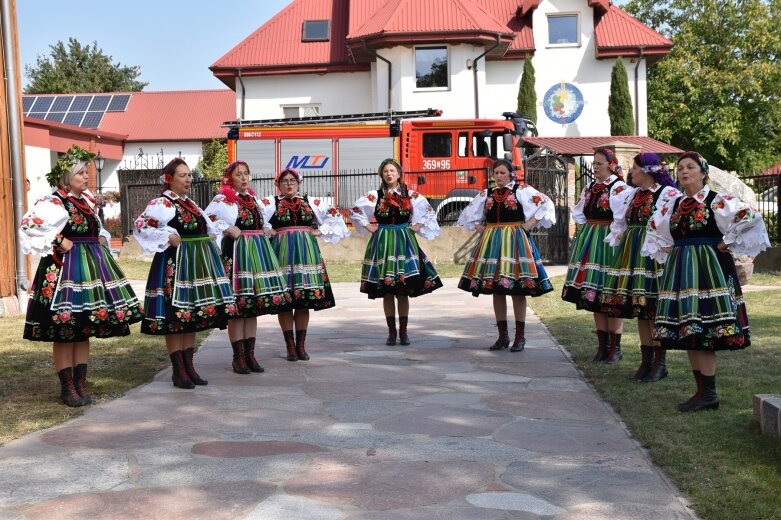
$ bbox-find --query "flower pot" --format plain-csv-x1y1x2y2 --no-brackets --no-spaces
110,237,123,250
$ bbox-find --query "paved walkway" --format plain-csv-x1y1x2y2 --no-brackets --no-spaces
0,277,697,520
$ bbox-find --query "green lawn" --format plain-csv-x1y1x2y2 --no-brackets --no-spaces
531,275,781,520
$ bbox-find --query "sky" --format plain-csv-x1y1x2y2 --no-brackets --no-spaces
17,0,293,92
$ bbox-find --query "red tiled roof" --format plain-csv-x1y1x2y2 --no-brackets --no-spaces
523,136,683,156
761,162,781,176
594,6,673,61
474,0,534,56
98,90,234,142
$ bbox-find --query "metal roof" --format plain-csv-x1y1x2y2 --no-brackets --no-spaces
594,6,673,60
523,136,684,156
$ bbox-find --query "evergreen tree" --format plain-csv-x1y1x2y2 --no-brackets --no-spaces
608,57,635,136
517,56,537,123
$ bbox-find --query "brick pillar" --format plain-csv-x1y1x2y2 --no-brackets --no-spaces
87,138,98,193
594,140,642,179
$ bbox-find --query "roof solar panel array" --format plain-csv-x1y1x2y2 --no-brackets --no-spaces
23,93,131,129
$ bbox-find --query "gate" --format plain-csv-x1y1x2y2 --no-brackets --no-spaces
524,150,569,264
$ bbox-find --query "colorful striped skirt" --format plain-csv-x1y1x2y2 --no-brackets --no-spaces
457,223,552,297
561,221,617,312
360,223,443,299
24,237,143,342
222,230,292,317
272,226,335,310
142,235,235,335
655,237,749,351
600,224,664,319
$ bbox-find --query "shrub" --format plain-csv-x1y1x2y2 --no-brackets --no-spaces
102,217,124,238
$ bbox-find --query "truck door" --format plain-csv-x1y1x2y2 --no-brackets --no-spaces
280,139,334,207
409,131,455,201
235,139,276,196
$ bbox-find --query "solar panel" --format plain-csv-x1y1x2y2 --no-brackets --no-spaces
63,112,85,126
107,94,130,112
70,96,92,111
51,96,74,112
28,112,47,120
22,96,35,113
45,112,66,123
81,112,104,128
89,95,111,111
31,97,54,113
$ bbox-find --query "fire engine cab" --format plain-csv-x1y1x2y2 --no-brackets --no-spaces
225,109,537,224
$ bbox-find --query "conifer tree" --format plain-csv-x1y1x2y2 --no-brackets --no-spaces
517,56,537,123
608,57,635,135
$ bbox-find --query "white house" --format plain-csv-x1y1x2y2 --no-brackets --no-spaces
210,0,672,137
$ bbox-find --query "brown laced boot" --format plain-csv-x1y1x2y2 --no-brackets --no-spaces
490,320,510,350
603,332,622,364
295,329,310,361
231,340,251,374
284,330,297,361
170,351,195,389
642,347,667,382
73,363,94,404
244,337,264,373
631,345,653,381
593,330,609,361
57,367,86,407
399,316,410,345
510,321,526,352
183,347,208,385
385,316,397,346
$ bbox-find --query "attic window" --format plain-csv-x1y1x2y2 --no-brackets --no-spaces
547,14,579,46
303,20,330,42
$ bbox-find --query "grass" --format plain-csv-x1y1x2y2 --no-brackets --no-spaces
749,271,781,287
116,257,153,280
531,275,781,520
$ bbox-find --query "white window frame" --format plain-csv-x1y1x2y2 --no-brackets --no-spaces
546,13,580,48
281,104,321,118
414,46,450,91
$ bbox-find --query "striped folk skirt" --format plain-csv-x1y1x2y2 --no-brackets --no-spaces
655,238,749,351
142,235,235,335
24,237,143,342
457,223,553,297
600,224,664,319
222,230,292,317
561,221,617,312
273,226,335,310
359,223,443,299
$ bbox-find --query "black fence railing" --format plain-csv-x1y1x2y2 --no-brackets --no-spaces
739,173,780,245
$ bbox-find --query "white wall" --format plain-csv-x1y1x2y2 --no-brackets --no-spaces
24,145,56,204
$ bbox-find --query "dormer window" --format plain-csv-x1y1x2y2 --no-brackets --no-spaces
547,14,579,46
302,20,330,42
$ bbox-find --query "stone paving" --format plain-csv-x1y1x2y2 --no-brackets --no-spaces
0,277,698,519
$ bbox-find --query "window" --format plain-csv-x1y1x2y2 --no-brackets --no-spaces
458,132,468,157
422,133,452,158
281,105,321,118
302,20,329,42
415,47,449,89
547,14,579,45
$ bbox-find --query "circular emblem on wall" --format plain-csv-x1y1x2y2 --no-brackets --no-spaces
543,82,585,125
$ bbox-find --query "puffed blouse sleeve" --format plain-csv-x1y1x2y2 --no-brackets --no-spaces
641,188,681,263
258,196,277,230
518,184,556,229
204,194,237,237
133,197,178,254
572,185,589,225
456,190,487,231
349,191,378,235
605,186,638,246
309,196,351,244
18,195,70,256
409,191,441,240
712,193,771,257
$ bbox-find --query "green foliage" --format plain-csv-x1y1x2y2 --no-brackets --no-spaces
101,217,123,238
517,57,537,123
24,38,147,94
608,57,635,135
194,139,229,181
624,0,781,171
46,145,95,187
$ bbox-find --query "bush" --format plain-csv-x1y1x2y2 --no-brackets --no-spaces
102,217,124,238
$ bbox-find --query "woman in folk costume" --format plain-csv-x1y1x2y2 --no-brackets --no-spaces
204,161,291,374
134,158,235,389
350,158,443,346
20,145,143,406
600,153,680,382
259,168,350,361
456,159,555,352
561,147,629,363
643,151,769,412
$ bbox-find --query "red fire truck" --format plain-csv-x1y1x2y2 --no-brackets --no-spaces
225,109,537,224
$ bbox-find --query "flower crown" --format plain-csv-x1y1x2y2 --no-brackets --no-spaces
46,146,95,187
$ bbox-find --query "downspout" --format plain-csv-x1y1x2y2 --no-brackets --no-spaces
237,68,246,120
473,36,501,118
634,47,644,135
362,41,392,113
1,0,30,304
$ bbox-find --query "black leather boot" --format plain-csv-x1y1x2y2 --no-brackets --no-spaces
631,345,653,381
683,374,720,412
399,316,410,345
295,329,310,361
593,330,609,361
244,337,264,373
642,347,667,382
57,367,86,407
284,330,297,361
603,332,622,364
73,363,95,404
231,340,250,374
490,320,510,350
510,321,526,352
183,347,208,385
678,370,703,411
385,316,397,346
170,351,195,389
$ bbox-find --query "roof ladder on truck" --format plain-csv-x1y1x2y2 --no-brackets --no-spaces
223,108,442,128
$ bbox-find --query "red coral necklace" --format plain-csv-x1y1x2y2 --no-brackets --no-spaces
178,197,201,216
61,190,94,215
237,193,256,210
492,187,511,204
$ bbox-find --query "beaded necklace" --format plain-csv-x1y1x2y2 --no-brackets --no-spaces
60,190,94,215
177,196,201,216
237,193,257,210
492,186,512,203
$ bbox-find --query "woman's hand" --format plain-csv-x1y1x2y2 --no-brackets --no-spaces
716,241,730,253
168,233,181,248
98,236,109,248
311,229,322,237
661,246,673,253
264,227,276,237
225,225,241,239
474,224,485,233
521,218,539,232
365,223,378,234
57,237,73,254
410,223,422,234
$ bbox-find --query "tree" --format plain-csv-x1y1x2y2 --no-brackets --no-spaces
517,56,537,123
608,57,635,136
24,38,147,94
194,140,228,181
624,0,781,171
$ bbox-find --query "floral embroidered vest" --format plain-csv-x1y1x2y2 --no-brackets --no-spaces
583,178,621,220
54,191,101,239
484,185,525,224
268,195,315,229
374,188,412,225
165,195,208,236
626,188,662,226
234,194,264,231
670,190,721,239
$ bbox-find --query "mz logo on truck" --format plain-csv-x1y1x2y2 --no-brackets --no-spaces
286,155,330,169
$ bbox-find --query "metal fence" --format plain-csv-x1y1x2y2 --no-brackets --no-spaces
739,173,780,245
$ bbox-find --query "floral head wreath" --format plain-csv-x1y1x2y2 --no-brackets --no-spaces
678,151,710,180
275,167,302,184
160,158,188,188
219,160,255,202
594,147,624,179
46,145,95,187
